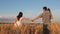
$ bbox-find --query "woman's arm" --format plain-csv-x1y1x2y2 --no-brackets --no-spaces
51,16,53,19
50,13,53,19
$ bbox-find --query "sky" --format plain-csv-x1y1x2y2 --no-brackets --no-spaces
0,0,60,22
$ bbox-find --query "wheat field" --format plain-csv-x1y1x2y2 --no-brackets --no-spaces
0,22,60,34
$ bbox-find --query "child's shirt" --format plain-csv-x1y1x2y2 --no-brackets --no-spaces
14,17,24,28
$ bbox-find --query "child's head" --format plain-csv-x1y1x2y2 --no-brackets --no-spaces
17,12,23,21
43,6,47,12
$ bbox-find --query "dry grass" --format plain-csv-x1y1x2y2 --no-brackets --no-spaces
0,22,60,34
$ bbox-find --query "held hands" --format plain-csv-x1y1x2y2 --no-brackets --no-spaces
26,18,35,22
31,19,35,22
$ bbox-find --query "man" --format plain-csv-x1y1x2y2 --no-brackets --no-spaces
32,6,53,34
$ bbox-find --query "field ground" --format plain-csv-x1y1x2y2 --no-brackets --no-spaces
0,22,60,34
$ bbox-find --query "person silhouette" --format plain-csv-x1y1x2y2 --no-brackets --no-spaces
32,6,53,34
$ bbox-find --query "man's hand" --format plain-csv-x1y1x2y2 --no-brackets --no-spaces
31,19,34,22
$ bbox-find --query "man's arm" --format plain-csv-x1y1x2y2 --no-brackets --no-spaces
32,14,42,22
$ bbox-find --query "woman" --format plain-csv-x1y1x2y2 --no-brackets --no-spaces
43,8,53,34
13,12,31,29
47,8,53,23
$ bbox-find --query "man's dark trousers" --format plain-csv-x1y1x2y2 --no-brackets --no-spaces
43,24,50,34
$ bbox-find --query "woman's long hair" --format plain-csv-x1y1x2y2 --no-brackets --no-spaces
47,8,51,14
47,8,52,19
17,12,23,21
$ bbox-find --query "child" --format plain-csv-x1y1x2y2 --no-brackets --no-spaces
13,12,31,29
